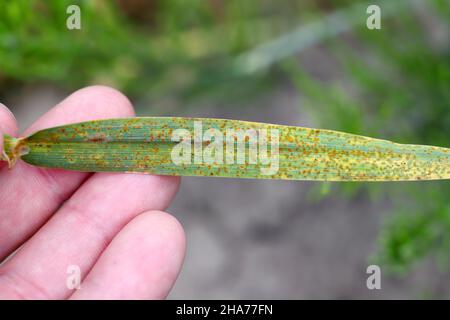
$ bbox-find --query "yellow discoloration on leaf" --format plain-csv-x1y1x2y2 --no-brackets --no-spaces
1,117,449,181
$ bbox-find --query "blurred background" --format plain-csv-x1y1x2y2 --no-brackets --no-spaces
0,0,449,298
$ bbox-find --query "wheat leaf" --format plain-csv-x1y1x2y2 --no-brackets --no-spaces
2,117,449,181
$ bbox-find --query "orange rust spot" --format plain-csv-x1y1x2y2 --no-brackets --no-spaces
87,134,108,143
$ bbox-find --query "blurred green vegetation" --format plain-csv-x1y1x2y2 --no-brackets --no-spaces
286,0,450,274
0,0,449,280
0,0,314,109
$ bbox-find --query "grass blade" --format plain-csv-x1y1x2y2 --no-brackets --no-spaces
2,117,449,181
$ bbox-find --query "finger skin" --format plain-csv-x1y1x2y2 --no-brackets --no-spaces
0,173,180,299
0,86,135,260
70,211,186,300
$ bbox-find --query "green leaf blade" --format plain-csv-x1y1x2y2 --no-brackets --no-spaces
10,117,450,181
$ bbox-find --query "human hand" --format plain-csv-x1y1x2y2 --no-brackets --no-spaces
0,86,185,299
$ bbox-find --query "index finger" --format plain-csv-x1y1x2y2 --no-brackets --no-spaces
0,86,135,260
